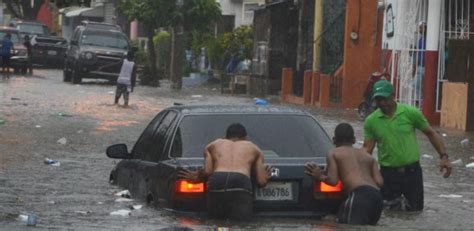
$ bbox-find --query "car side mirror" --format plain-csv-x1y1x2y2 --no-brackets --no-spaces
106,144,132,159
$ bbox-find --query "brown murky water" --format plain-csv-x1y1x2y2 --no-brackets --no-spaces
0,69,473,230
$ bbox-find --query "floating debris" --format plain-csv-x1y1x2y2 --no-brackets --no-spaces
110,209,131,216
439,194,463,198
115,198,134,202
44,158,60,167
75,211,91,215
191,95,202,98
35,125,41,128
461,138,469,148
131,205,143,210
422,154,434,159
466,163,474,168
57,137,67,145
451,159,463,166
114,190,131,198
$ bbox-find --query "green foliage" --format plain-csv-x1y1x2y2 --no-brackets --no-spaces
206,35,226,69
223,25,254,60
154,31,171,79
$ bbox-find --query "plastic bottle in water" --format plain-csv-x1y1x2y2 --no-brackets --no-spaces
27,213,37,226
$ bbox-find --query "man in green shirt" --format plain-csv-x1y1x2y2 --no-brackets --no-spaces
363,80,451,211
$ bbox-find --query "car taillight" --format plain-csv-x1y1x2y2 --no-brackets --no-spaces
175,180,205,193
314,181,343,192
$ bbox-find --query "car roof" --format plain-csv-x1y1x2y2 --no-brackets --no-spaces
167,105,311,116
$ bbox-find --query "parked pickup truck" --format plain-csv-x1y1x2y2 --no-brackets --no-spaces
15,20,68,68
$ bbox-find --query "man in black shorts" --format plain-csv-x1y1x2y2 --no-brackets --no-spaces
305,123,384,225
179,123,272,221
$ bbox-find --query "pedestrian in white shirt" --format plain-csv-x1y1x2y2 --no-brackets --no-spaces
115,50,136,107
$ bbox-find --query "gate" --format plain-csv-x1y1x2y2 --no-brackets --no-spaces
437,0,472,111
384,0,428,108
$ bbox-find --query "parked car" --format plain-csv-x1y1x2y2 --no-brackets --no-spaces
106,105,345,217
63,23,129,84
0,27,28,74
15,20,68,68
15,20,50,37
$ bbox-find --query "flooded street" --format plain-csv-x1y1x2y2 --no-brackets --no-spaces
0,69,473,230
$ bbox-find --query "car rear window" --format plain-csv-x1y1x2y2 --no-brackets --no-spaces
17,24,49,35
0,31,20,43
175,114,333,158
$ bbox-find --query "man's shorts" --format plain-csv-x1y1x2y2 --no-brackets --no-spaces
2,55,11,67
380,161,423,211
338,185,383,225
206,172,253,221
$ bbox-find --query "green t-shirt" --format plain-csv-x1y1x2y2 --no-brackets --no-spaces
364,103,429,167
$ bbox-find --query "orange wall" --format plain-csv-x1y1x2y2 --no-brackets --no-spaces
36,1,54,31
342,0,383,108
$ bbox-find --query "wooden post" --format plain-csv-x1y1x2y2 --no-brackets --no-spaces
281,68,293,101
303,70,312,104
319,74,330,108
311,71,320,105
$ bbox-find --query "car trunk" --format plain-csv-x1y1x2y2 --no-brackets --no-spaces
171,157,342,215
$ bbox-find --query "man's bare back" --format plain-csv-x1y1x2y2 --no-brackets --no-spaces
206,138,261,177
329,147,383,192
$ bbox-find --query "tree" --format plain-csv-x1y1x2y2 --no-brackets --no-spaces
4,0,43,20
120,0,176,87
119,0,221,89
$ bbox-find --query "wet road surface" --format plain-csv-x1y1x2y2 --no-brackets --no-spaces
0,69,473,230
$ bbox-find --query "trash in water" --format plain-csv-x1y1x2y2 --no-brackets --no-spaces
110,209,131,216
451,159,463,165
442,133,447,137
191,95,202,98
77,130,83,134
0,119,5,125
57,112,73,117
422,154,434,159
17,214,28,222
108,91,115,95
255,98,268,106
11,97,20,100
75,211,91,215
26,213,37,226
115,198,134,202
48,200,55,204
466,162,474,168
35,125,41,128
44,158,60,167
114,190,131,198
439,194,463,198
57,137,67,145
461,138,469,147
131,205,143,210
97,202,104,205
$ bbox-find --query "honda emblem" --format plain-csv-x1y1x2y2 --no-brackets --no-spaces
271,168,279,177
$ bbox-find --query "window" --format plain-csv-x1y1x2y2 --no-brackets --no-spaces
243,3,259,25
177,114,333,158
132,111,167,159
145,111,178,162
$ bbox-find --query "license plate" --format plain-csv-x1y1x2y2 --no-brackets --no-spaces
255,182,293,201
47,50,57,55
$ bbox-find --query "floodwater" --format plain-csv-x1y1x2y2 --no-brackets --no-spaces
0,69,473,230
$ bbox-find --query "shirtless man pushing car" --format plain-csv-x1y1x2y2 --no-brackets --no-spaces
178,123,272,221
